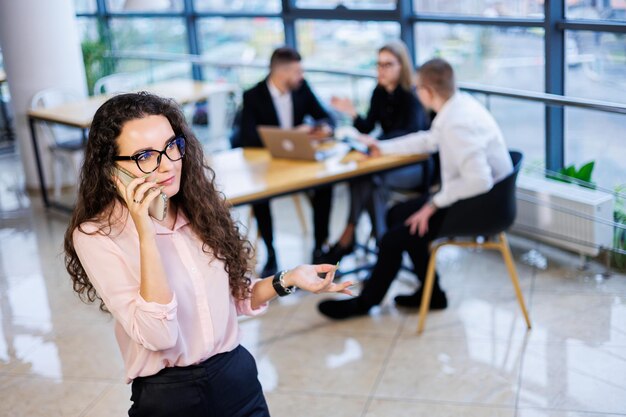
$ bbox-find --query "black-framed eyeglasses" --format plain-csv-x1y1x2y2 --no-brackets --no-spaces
114,135,186,174
376,61,398,70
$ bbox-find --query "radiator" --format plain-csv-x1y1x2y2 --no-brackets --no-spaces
512,175,615,257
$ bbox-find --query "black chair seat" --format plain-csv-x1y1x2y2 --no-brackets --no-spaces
436,151,523,239
416,150,531,334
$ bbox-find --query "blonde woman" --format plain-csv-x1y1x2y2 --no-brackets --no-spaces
324,40,432,263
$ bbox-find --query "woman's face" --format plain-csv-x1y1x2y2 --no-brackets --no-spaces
115,115,183,198
377,50,402,89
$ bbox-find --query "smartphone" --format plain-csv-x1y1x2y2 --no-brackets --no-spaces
114,165,169,221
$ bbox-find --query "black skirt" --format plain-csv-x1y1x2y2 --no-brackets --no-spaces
129,345,270,417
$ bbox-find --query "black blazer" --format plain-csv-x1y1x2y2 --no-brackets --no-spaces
354,84,430,140
239,78,334,148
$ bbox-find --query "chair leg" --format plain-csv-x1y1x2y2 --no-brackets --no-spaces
499,232,532,329
292,194,309,234
53,157,63,200
417,245,440,334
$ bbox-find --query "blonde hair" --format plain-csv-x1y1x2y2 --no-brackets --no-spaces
379,40,415,92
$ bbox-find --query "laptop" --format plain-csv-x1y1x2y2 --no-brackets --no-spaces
257,126,339,161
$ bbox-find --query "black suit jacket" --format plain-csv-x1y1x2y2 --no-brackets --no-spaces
239,78,334,148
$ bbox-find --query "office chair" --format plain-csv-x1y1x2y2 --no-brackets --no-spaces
417,150,532,333
30,89,85,200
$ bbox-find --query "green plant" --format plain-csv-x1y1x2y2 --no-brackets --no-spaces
81,20,116,96
547,161,596,189
81,38,109,95
612,184,626,271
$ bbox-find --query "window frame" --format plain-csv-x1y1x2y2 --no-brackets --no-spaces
75,0,626,171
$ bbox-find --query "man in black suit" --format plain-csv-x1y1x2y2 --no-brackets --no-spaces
241,47,335,277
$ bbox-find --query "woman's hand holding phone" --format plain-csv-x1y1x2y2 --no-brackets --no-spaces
114,175,163,239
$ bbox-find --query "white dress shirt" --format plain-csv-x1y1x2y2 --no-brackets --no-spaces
267,79,294,129
379,92,513,208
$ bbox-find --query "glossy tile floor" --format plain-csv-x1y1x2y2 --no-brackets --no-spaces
1,153,625,417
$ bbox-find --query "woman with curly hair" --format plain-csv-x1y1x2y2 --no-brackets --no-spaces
64,92,352,417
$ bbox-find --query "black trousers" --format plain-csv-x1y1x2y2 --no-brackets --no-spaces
252,186,332,254
359,195,449,308
129,345,270,417
347,163,428,241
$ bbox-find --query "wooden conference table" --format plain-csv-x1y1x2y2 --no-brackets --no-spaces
27,79,236,211
207,147,428,207
208,147,427,277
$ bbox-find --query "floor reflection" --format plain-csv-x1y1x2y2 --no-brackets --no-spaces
0,151,625,416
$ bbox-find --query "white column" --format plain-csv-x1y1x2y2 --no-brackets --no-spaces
0,0,87,190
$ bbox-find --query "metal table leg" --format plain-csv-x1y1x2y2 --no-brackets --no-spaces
28,116,50,208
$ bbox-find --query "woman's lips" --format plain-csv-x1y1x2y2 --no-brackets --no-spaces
158,176,174,186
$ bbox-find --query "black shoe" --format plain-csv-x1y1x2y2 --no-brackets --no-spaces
260,254,278,277
394,288,448,310
318,298,370,320
319,242,355,265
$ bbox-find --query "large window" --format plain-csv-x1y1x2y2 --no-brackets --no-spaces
566,1,626,21
198,17,284,86
74,0,97,14
564,29,626,189
296,20,400,71
72,0,626,183
110,18,188,54
489,97,545,166
414,21,548,168
76,17,100,42
413,0,544,17
110,18,190,77
194,0,280,13
415,24,545,91
106,0,184,12
566,31,626,104
198,18,284,64
566,109,626,189
294,20,399,109
296,0,395,9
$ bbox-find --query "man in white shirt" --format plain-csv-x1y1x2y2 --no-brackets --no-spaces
318,58,513,320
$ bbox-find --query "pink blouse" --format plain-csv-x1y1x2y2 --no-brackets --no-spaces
73,203,268,383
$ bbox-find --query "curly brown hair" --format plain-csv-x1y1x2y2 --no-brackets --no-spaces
64,92,253,312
